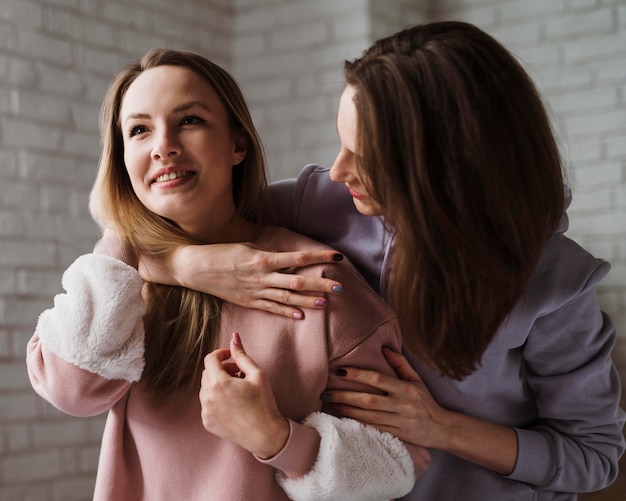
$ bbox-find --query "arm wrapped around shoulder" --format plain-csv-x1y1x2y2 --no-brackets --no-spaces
36,253,146,382
276,412,427,501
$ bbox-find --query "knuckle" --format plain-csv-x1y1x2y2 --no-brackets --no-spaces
361,393,378,408
276,289,291,303
368,371,385,387
288,275,305,290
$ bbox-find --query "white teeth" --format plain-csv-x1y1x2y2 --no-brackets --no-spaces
154,171,190,183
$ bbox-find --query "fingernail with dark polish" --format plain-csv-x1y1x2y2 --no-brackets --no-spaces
336,368,347,376
332,285,344,293
320,392,333,401
314,299,327,307
333,253,344,261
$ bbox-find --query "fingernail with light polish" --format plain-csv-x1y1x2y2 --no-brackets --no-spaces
293,311,304,320
315,299,327,307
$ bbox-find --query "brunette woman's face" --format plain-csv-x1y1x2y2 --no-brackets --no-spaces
329,85,381,217
120,65,246,240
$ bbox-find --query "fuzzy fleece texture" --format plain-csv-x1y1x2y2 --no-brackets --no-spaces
35,254,146,382
278,412,416,501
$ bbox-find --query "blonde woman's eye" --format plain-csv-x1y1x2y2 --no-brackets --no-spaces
129,125,147,137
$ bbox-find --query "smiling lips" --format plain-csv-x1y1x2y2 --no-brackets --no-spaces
153,170,193,183
348,187,368,200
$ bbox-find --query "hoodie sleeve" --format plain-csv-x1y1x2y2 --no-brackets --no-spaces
27,253,146,416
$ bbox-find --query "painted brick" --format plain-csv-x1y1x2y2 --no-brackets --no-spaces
236,0,367,33
2,449,62,482
50,476,97,501
32,420,88,449
244,77,293,103
566,109,626,136
0,117,62,151
44,9,115,47
11,89,73,126
4,422,30,453
0,484,50,501
36,64,85,99
563,31,626,62
17,268,63,297
330,10,370,40
4,297,55,327
0,182,41,210
575,162,623,186
568,0,601,10
75,45,121,77
490,21,542,47
0,0,43,28
0,361,31,391
5,55,38,87
0,392,38,421
0,210,24,237
18,152,79,183
0,242,55,267
0,270,16,294
17,30,73,66
69,98,104,134
499,0,567,21
528,65,594,93
606,135,626,158
550,86,618,113
60,130,100,159
270,19,328,51
100,1,151,28
453,5,498,28
544,7,614,39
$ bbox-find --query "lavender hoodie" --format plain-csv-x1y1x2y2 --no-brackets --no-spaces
270,164,626,500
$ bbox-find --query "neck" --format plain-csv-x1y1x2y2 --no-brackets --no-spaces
181,213,262,244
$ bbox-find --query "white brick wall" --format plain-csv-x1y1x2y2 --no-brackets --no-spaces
1,0,623,498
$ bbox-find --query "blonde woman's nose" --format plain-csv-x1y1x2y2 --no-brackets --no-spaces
151,129,181,160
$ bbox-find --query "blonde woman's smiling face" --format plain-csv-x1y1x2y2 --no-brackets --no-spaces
120,65,246,241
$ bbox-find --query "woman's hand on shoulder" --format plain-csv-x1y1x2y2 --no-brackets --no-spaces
139,243,345,320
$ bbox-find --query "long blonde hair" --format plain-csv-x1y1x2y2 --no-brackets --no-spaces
90,49,268,395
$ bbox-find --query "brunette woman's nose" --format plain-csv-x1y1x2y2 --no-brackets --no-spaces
329,150,350,183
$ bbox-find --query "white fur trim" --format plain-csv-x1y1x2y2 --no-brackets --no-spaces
278,412,415,501
36,254,146,382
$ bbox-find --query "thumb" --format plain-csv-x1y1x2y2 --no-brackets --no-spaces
382,346,422,383
229,332,259,376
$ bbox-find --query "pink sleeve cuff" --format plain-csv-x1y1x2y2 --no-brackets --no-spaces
256,419,321,479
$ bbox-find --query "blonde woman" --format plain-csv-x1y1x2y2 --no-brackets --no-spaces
26,49,429,501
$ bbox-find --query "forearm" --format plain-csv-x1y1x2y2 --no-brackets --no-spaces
436,409,518,475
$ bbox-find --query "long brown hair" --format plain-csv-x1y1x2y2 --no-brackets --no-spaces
344,21,565,379
90,49,268,395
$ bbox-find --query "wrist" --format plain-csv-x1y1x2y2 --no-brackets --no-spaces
255,417,290,460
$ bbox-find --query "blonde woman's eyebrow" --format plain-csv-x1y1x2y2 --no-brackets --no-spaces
173,101,213,114
122,101,213,125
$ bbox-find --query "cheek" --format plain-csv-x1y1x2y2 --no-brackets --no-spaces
123,148,145,185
